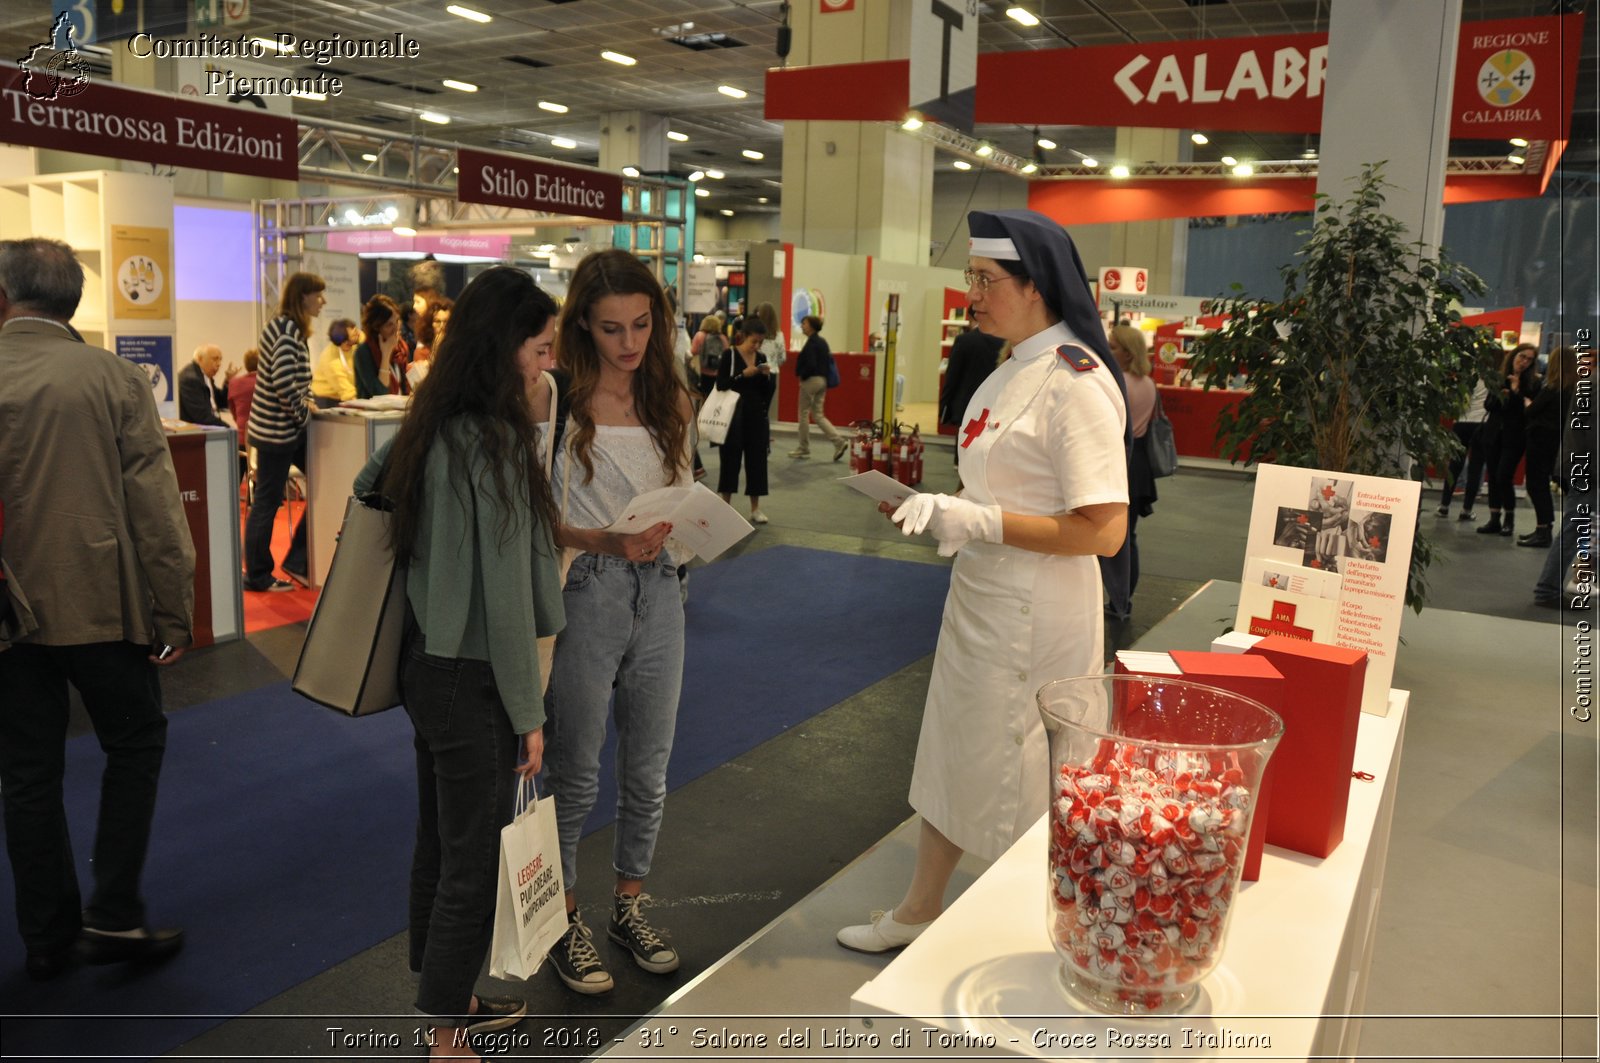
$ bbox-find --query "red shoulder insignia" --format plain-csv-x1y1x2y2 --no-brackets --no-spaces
1057,345,1098,372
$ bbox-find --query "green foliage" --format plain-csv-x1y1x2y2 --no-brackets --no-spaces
1185,163,1501,612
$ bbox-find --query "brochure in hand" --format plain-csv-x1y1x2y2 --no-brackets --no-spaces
604,482,753,562
839,470,919,509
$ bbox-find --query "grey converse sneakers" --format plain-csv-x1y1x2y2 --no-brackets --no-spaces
550,911,613,994
608,892,680,974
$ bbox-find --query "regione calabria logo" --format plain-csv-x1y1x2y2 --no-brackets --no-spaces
1478,49,1535,108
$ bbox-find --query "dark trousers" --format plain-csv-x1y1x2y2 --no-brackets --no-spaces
1487,428,1526,514
1441,421,1486,510
401,632,518,1022
244,434,308,586
1523,429,1559,526
1099,511,1139,620
0,641,167,953
717,412,769,498
1536,479,1595,602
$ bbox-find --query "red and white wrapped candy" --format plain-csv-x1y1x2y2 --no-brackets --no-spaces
1048,748,1256,1011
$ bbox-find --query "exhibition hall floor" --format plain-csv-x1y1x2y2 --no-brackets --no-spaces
22,432,1594,1062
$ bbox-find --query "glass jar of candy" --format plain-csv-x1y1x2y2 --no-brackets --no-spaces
1037,674,1282,1016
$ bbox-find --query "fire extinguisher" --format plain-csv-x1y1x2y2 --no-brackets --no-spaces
871,421,891,477
910,424,924,486
851,422,872,474
892,422,914,486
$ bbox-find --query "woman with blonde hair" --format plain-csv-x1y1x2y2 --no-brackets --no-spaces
541,250,694,996
692,313,726,399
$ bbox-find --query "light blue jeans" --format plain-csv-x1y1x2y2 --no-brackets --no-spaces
545,553,685,891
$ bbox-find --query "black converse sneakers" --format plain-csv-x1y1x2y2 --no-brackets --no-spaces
608,892,680,974
550,911,614,994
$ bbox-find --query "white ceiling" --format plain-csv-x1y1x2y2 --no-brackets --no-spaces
1,0,1593,212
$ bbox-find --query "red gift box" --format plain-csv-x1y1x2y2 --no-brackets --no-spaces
1244,635,1368,858
1113,651,1284,881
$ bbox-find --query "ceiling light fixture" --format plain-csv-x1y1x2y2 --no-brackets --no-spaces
550,136,577,149
952,160,972,170
717,84,748,99
757,196,769,204
1036,136,1056,150
602,50,637,66
687,170,706,182
622,165,641,177
975,143,994,157
538,100,568,114
393,226,418,237
705,168,725,179
1110,164,1130,178
1021,162,1038,174
719,209,734,216
694,188,710,198
667,130,689,142
442,79,477,92
419,111,450,125
360,153,379,162
291,89,327,102
252,36,293,53
1231,162,1254,177
1191,132,1209,146
1509,137,1529,147
1006,7,1041,27
1507,153,1526,165
1080,157,1098,168
446,4,491,23
1220,155,1237,167
901,115,923,131
741,149,764,161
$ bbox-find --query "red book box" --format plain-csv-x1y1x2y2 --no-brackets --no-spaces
1113,651,1284,881
1244,635,1368,858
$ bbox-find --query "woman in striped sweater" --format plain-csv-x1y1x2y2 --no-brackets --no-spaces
243,272,324,591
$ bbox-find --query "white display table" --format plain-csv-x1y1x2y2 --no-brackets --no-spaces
849,689,1409,1062
306,408,404,588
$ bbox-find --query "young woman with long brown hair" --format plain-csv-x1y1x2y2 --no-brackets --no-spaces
541,249,694,996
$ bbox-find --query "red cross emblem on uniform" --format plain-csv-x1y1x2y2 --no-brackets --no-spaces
961,407,990,449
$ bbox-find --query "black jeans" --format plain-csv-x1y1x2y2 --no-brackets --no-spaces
1487,428,1526,514
401,631,518,1022
244,434,308,586
0,641,167,953
1441,421,1486,510
1523,428,1559,526
717,411,769,498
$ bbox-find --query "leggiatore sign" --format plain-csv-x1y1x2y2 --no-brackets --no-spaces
456,148,623,223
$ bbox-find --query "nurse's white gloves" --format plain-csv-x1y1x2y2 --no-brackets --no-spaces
891,493,1003,557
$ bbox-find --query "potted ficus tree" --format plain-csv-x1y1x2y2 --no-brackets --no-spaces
1184,163,1503,612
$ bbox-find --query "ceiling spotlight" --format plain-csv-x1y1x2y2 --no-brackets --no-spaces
717,84,748,99
1080,157,1098,168
1231,162,1254,176
952,160,972,170
602,50,637,66
622,166,641,177
1110,164,1131,178
901,115,923,131
1220,155,1237,167
694,188,710,198
705,169,725,179
1006,6,1041,27
1036,137,1056,150
1191,132,1209,146
741,149,764,161
442,79,478,92
538,100,568,114
687,170,705,181
361,153,379,162
343,209,362,223
393,226,418,237
1509,137,1529,147
1021,162,1038,174
446,4,491,23
667,130,689,142
550,136,577,149
757,196,769,204
719,209,734,216
419,111,450,125
975,143,994,157
1301,148,1318,159
1507,153,1526,165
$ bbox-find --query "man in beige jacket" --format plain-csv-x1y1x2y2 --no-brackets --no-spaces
0,238,195,981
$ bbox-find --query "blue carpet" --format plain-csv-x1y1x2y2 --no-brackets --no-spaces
0,545,949,1060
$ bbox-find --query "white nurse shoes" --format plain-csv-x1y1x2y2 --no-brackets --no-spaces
836,908,932,953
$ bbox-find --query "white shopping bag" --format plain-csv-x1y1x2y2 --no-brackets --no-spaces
489,779,566,980
696,386,738,446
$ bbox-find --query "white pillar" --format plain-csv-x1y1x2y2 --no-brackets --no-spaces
1316,0,1463,253
598,110,669,174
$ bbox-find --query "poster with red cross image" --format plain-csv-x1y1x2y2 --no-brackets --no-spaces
1235,463,1419,716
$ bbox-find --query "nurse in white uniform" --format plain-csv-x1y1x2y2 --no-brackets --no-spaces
838,209,1131,953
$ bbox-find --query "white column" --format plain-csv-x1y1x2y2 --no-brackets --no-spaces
598,110,669,174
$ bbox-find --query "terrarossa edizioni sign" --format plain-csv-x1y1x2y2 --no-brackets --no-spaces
0,63,298,181
456,148,624,223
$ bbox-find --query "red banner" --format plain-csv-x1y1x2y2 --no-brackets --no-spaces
0,63,298,180
165,432,214,649
456,148,624,223
766,14,1583,142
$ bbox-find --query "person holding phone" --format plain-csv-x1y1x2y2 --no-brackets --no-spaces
715,317,775,524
